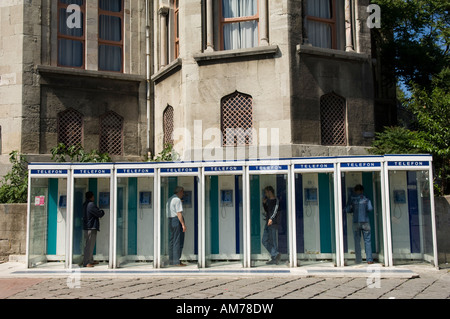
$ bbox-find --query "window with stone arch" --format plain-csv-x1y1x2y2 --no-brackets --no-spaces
221,91,254,147
163,105,174,146
57,108,84,148
320,92,347,146
99,111,124,155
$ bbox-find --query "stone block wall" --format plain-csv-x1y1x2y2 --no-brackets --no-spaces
0,204,27,262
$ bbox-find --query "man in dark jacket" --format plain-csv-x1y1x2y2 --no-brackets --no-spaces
262,186,281,265
82,191,105,267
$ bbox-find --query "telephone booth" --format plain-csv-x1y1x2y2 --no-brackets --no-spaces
114,164,157,268
26,164,70,268
157,163,201,268
337,157,387,267
69,164,114,269
201,162,246,268
292,158,338,267
385,155,438,267
246,160,292,268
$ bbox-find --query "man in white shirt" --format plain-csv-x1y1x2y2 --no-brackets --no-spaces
166,186,187,266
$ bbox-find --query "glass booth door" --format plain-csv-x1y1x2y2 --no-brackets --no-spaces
71,166,113,269
339,164,386,267
293,165,337,267
204,166,244,268
115,170,155,268
27,171,69,268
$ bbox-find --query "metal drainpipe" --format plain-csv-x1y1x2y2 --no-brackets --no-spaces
145,0,151,159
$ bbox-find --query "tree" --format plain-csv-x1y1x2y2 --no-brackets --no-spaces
372,0,449,90
51,143,111,163
0,151,28,204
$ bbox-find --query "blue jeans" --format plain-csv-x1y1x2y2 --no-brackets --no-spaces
353,222,373,263
168,217,184,265
262,225,279,259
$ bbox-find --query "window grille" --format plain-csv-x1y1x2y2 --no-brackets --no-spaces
58,108,84,147
320,93,347,146
221,92,253,147
100,111,123,155
163,106,174,146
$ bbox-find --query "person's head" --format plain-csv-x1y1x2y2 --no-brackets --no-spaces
264,186,275,198
174,186,184,199
85,191,94,202
354,184,364,195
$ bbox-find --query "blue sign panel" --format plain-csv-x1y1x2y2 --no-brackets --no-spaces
160,167,199,174
388,161,430,167
31,169,68,175
249,165,288,172
294,163,334,170
341,162,381,168
205,166,243,173
117,168,154,175
74,169,111,175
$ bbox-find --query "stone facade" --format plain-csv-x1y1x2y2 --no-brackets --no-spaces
0,0,397,169
0,204,27,262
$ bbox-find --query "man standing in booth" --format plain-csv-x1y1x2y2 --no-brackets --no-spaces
345,184,374,264
167,186,187,266
82,191,105,268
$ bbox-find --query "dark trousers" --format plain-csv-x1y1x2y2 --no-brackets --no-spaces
168,217,185,265
83,229,97,266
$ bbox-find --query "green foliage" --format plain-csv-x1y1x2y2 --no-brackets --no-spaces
148,143,180,162
51,143,111,163
371,68,450,194
0,151,28,204
372,0,449,90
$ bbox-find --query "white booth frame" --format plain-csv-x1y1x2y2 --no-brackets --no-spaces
26,155,439,270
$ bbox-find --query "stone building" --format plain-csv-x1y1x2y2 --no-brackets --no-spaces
0,0,396,173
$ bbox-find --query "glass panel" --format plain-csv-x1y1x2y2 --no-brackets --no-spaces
99,0,122,12
72,178,110,267
306,20,332,49
250,174,289,267
98,45,123,72
307,0,331,18
116,177,154,268
295,173,336,267
222,0,258,18
28,178,68,268
223,21,258,50
342,172,384,266
160,176,198,268
389,170,434,266
99,15,122,42
58,39,84,67
59,8,84,37
205,175,244,268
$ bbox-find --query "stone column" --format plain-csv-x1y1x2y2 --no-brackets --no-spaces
205,0,214,51
159,6,169,68
345,0,354,51
259,0,269,46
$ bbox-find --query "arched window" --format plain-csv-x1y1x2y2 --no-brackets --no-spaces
221,91,253,147
163,105,174,146
57,108,84,147
320,92,347,146
100,111,124,155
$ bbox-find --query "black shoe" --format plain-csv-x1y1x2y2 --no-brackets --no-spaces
275,253,281,265
266,259,277,265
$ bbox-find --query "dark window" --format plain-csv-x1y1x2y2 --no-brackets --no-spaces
320,92,347,146
58,108,84,147
100,111,124,155
163,106,174,146
221,91,253,147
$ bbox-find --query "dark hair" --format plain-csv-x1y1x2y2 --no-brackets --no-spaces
264,186,275,195
85,191,94,201
354,184,364,192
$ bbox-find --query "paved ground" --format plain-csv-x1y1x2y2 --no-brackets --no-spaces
0,262,449,300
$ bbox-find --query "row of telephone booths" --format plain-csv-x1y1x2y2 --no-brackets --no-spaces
26,155,438,270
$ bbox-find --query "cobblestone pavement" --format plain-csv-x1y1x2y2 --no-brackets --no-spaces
2,267,449,300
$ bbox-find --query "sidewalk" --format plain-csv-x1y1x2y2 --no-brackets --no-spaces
0,261,449,299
